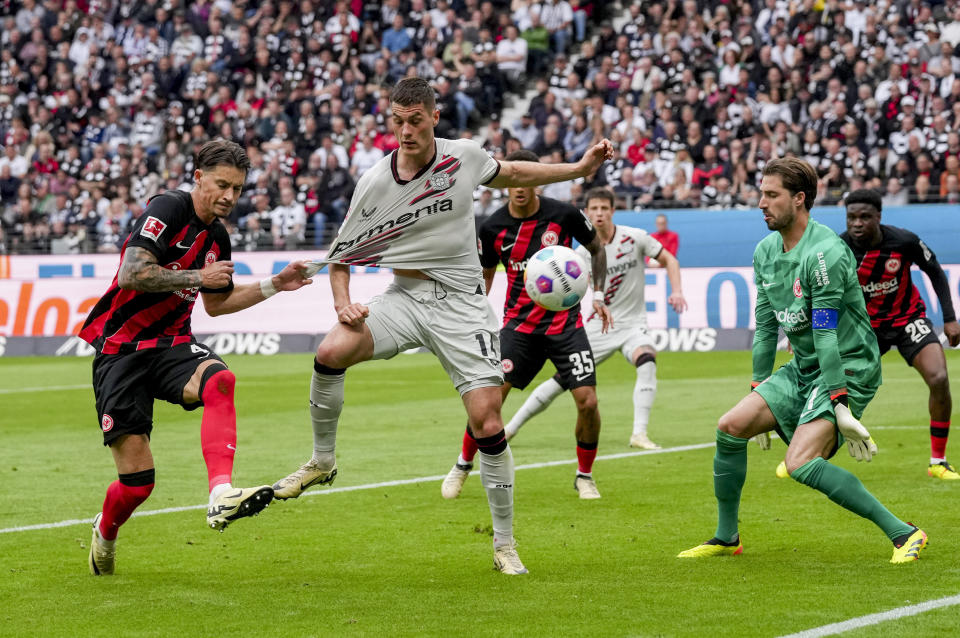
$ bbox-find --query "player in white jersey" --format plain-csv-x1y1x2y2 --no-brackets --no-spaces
504,188,687,448
271,78,614,575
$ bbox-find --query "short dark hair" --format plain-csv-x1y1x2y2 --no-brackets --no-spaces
844,188,882,212
762,157,818,211
505,149,539,162
390,77,436,111
584,187,614,208
195,139,250,172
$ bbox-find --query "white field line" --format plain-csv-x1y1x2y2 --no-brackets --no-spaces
778,593,960,638
0,384,89,394
0,442,715,535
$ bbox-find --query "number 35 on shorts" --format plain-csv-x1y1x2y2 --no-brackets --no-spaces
569,350,595,376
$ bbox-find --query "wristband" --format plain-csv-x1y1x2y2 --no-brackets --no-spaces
260,277,278,299
593,290,604,302
830,389,848,407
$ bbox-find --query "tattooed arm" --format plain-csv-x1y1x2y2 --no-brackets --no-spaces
584,234,613,333
118,247,231,292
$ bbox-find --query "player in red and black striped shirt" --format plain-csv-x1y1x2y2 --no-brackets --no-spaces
842,188,960,480
81,140,313,576
442,150,613,500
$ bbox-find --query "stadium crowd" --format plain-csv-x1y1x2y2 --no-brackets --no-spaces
1,0,960,255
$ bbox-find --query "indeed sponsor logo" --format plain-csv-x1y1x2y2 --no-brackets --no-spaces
861,279,898,296
510,259,528,271
776,307,809,332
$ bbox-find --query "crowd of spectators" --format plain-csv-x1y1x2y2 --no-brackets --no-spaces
0,0,608,254
2,0,960,255
492,0,960,213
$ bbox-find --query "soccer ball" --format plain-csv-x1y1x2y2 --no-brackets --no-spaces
523,246,589,311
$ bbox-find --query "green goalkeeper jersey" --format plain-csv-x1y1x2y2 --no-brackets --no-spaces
752,219,880,391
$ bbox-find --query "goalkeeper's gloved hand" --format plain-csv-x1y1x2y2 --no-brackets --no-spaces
832,391,878,462
749,381,771,450
751,432,771,450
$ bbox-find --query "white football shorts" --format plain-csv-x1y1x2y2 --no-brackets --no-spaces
364,275,503,395
586,320,656,365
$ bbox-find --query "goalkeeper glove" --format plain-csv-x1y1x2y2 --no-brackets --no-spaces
749,382,771,449
751,432,771,450
831,391,878,462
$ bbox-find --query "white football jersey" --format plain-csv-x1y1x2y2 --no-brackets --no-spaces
324,138,499,292
577,225,663,328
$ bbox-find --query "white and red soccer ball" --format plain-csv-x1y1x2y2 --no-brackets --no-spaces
523,246,589,311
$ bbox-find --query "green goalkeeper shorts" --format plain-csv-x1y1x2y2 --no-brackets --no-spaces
753,360,878,450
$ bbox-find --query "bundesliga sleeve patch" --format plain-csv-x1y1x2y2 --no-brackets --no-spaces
140,216,167,243
812,308,838,329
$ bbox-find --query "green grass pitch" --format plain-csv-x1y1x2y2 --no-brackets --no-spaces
1,350,959,637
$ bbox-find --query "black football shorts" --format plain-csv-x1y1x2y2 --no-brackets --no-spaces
875,316,941,365
499,326,596,390
91,341,225,445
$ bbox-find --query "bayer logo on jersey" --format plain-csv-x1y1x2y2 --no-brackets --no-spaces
524,246,589,311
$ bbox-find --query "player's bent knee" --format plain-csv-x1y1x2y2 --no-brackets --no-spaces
717,411,741,435
927,368,950,394
200,366,233,398
573,390,598,414
634,351,656,367
784,454,816,477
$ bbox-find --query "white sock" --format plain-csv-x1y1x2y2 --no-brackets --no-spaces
457,454,473,468
209,482,233,506
479,446,515,548
92,521,116,547
505,377,564,438
931,457,945,464
309,367,344,471
632,361,657,437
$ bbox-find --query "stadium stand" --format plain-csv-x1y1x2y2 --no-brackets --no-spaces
0,0,958,254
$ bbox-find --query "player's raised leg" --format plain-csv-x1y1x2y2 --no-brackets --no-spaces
183,360,275,530
912,342,959,479
678,392,774,557
571,385,602,499
91,434,155,575
630,349,660,449
273,320,374,499
784,417,924,562
503,375,565,441
463,385,526,574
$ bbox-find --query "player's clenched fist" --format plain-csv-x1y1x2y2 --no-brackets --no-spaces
579,139,614,174
200,260,234,288
337,302,370,326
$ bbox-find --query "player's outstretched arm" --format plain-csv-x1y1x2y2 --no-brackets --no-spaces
912,236,958,345
584,234,613,332
486,139,614,189
201,260,314,316
657,250,688,314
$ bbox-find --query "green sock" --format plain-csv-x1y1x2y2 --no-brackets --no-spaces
790,457,913,540
713,429,749,543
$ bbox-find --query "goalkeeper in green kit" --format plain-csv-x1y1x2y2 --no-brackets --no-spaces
678,158,927,564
